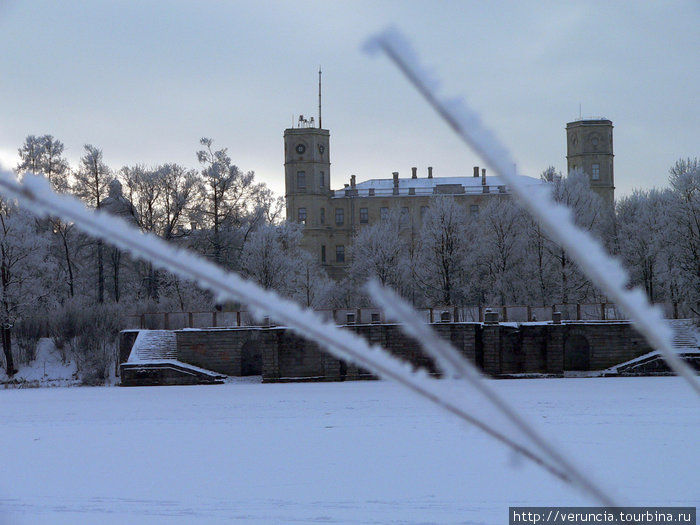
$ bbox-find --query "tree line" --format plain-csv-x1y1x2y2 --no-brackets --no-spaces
344,160,700,318
0,133,697,380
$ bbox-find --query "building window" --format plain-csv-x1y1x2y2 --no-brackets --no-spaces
380,207,389,221
359,207,368,224
420,206,429,221
335,208,344,225
298,207,307,225
320,207,325,224
368,188,375,196
336,245,345,263
319,171,325,188
297,171,306,190
321,245,326,263
591,163,600,180
400,207,410,227
470,204,479,217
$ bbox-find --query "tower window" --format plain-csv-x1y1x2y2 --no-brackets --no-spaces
591,163,600,180
297,171,306,190
336,245,345,263
320,207,325,224
420,206,428,220
335,208,344,225
321,245,326,263
470,204,479,217
380,207,389,221
319,171,325,188
297,207,307,225
360,207,368,224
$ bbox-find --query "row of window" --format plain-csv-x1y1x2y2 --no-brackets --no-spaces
298,204,480,225
296,171,325,190
320,245,344,263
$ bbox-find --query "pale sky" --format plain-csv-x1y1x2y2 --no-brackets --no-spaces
0,0,697,199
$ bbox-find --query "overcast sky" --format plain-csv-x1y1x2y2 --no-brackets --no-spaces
0,1,697,199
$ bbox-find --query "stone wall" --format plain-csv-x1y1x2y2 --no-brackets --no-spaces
159,320,657,382
176,328,270,377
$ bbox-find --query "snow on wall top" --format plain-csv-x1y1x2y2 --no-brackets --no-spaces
332,174,544,198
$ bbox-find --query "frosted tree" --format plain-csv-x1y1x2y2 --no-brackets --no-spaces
38,135,70,192
73,145,113,303
16,135,69,192
157,163,199,240
665,158,700,313
0,201,55,376
474,197,529,305
239,222,304,296
616,189,669,302
17,135,74,298
15,135,43,177
196,138,266,267
416,196,469,306
291,250,332,308
349,211,409,293
545,170,610,308
120,163,199,301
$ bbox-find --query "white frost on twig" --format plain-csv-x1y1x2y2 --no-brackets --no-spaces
367,281,617,507
364,27,700,397
0,170,575,487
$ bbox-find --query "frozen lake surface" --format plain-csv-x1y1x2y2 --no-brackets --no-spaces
1,377,697,524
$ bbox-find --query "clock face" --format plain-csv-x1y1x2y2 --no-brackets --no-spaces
295,144,306,154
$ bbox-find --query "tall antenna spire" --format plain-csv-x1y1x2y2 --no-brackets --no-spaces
318,67,322,129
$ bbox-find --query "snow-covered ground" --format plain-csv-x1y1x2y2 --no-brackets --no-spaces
0,339,79,387
0,377,697,524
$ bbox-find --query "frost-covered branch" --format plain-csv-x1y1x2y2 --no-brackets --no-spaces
0,169,574,486
365,27,700,397
367,281,617,506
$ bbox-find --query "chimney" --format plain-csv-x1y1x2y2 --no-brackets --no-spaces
473,166,479,178
393,172,399,195
350,175,356,188
411,166,417,179
428,166,433,179
481,168,486,186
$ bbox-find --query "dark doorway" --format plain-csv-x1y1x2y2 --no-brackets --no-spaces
241,341,262,376
564,334,590,370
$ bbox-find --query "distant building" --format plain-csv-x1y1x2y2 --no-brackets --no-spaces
286,116,614,278
566,118,615,206
284,125,543,278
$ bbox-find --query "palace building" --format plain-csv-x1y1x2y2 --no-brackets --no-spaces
285,116,614,279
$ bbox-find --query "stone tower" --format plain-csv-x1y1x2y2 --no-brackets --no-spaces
566,119,614,206
284,121,336,269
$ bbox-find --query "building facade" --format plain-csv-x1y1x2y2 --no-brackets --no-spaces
286,118,614,278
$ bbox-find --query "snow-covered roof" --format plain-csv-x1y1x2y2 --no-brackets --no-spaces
332,174,544,198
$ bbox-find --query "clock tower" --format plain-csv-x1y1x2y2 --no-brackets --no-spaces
284,120,334,267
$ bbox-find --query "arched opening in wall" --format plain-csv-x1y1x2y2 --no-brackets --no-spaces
241,340,262,376
564,334,590,371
